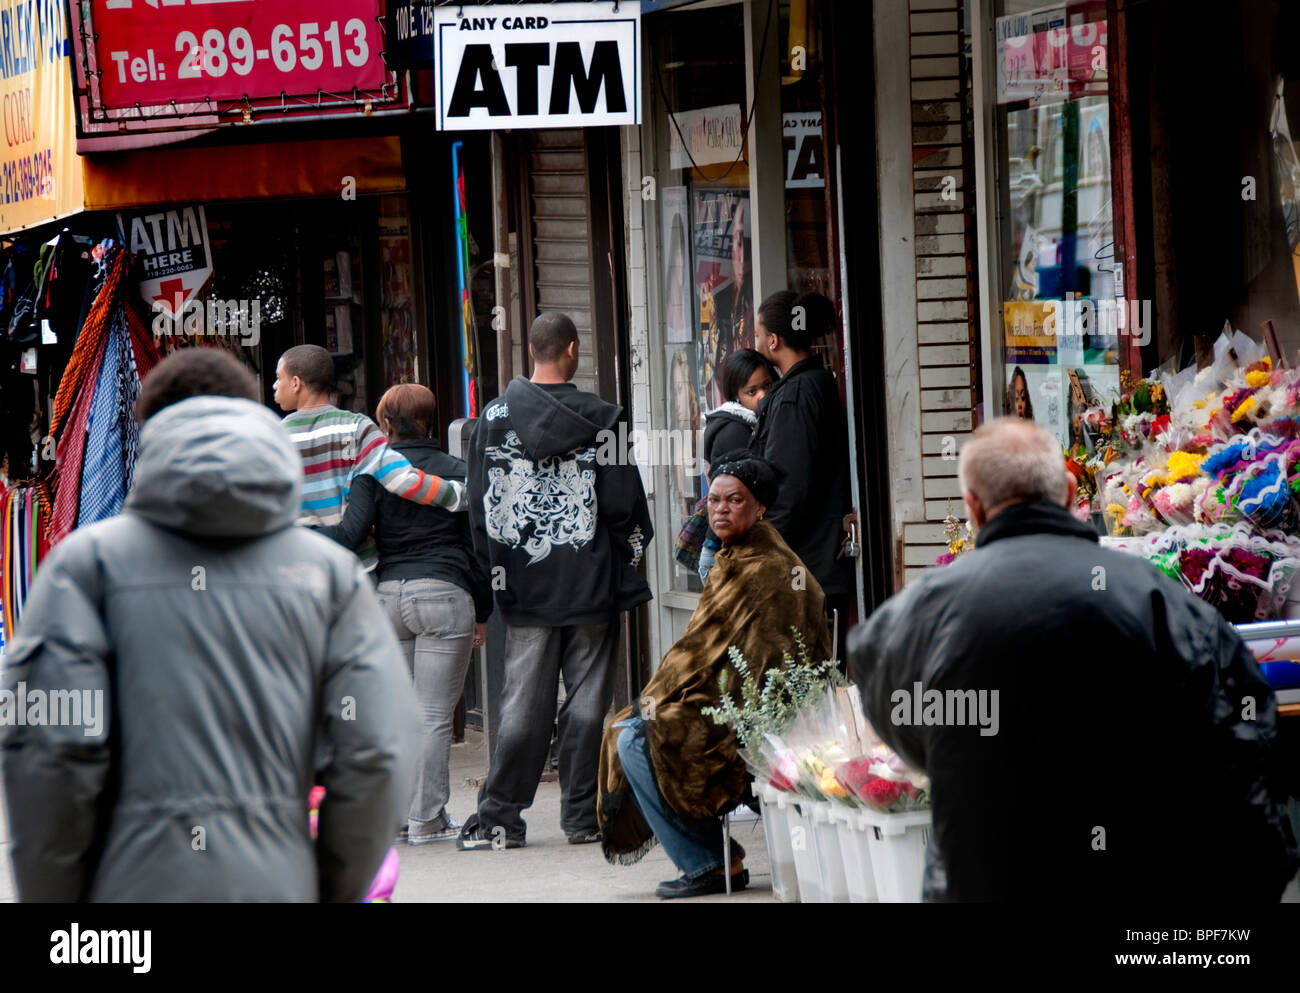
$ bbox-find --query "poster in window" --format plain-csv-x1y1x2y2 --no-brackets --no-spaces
1064,365,1120,455
693,188,754,410
1080,103,1110,183
1005,364,1064,444
662,186,693,343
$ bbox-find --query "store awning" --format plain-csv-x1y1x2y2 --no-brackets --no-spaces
642,0,704,11
81,136,406,210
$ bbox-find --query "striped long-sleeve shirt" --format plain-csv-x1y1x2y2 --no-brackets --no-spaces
282,405,466,568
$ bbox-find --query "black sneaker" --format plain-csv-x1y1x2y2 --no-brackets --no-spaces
566,830,601,845
456,817,525,851
655,869,749,899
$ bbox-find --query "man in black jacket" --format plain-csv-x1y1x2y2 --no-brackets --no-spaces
751,291,855,643
849,417,1298,902
459,312,653,849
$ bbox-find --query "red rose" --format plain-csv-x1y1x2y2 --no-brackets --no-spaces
865,777,901,809
769,771,795,792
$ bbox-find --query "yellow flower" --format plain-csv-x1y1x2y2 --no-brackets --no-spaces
1142,487,1151,499
1148,451,1206,486
1231,395,1257,423
819,772,847,798
1246,370,1271,388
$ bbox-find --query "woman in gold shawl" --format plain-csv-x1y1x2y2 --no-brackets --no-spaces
597,451,832,898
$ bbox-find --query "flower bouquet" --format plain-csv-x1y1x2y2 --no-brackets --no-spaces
836,750,932,814
701,629,845,793
934,505,974,567
1132,523,1300,623
759,686,861,805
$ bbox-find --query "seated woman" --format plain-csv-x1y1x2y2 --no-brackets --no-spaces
597,452,832,898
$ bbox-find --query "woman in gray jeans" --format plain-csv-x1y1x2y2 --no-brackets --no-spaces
318,384,491,844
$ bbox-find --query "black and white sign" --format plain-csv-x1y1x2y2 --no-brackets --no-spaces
783,113,824,189
434,2,641,131
116,205,213,319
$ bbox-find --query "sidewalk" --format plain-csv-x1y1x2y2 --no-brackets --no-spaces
392,727,775,902
0,727,776,903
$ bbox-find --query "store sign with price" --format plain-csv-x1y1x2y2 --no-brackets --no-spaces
87,0,386,111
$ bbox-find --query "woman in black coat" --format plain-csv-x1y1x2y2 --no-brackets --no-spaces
702,348,777,468
750,291,855,638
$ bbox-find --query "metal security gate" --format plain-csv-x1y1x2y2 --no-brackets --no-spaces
511,127,623,404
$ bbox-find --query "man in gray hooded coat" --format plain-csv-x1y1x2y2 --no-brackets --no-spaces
1,349,422,902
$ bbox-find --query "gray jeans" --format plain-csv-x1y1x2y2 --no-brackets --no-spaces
376,578,475,828
476,619,619,841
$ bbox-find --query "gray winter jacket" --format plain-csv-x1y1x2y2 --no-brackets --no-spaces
0,396,421,902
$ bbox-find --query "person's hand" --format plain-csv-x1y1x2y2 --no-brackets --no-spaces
472,622,487,649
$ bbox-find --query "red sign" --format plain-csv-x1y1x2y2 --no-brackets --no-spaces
91,0,385,109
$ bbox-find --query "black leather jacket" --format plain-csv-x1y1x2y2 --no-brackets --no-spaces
849,501,1298,902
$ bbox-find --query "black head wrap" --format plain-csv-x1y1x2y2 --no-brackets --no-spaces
707,450,783,508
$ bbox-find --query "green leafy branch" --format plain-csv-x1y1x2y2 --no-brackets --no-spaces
701,627,845,753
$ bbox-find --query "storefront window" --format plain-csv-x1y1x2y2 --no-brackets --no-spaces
649,3,750,593
991,0,1116,453
778,0,842,383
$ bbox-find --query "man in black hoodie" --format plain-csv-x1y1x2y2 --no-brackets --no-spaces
459,312,653,849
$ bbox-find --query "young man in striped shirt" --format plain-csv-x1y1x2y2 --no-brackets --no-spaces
274,345,466,570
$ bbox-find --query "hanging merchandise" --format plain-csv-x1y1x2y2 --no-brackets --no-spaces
46,242,160,549
1,483,48,653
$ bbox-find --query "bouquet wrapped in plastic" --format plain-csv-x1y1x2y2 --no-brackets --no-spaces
700,630,844,793
836,750,932,814
1134,523,1300,623
830,709,931,814
766,687,858,805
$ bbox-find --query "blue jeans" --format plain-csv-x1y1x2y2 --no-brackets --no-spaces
376,578,475,830
616,717,726,879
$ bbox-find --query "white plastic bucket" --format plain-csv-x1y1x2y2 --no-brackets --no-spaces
754,783,800,903
828,805,878,903
808,800,851,903
787,801,824,902
859,808,932,903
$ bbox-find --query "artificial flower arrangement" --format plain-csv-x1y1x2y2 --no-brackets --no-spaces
703,634,931,814
1084,329,1300,621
